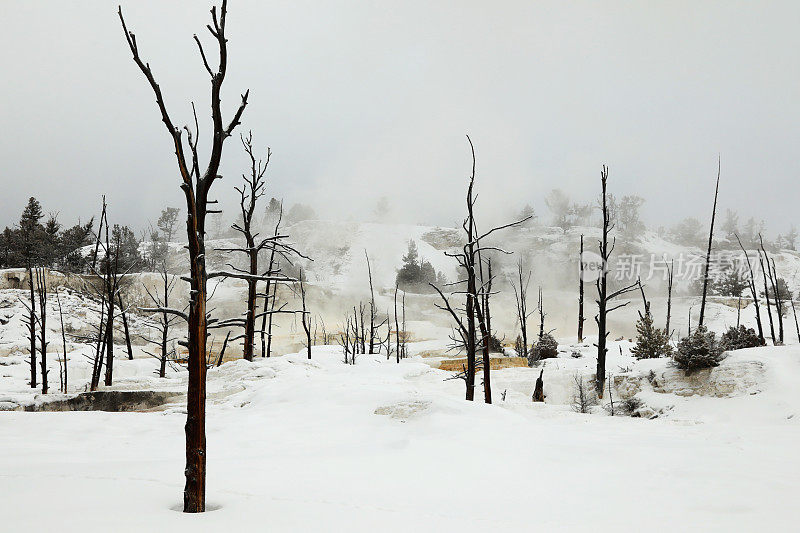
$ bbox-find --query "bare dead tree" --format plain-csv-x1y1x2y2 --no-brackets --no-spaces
394,284,401,363
266,271,279,358
55,289,68,393
792,300,800,343
365,250,383,354
142,268,181,377
430,135,529,402
22,267,37,389
735,233,765,344
118,294,134,360
595,165,640,398
665,258,674,338
261,204,283,357
120,1,250,512
578,234,585,342
226,132,271,361
537,286,546,340
215,331,231,367
401,291,407,359
475,258,495,403
698,157,721,327
34,268,49,394
758,248,776,344
299,269,311,360
510,258,532,359
760,240,785,344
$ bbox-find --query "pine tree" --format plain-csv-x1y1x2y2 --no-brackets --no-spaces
674,325,723,371
630,312,672,359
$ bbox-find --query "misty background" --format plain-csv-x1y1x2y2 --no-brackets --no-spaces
2,1,799,235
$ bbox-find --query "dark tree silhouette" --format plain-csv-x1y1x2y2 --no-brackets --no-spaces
595,166,640,397
431,136,528,402
119,1,250,512
698,157,721,327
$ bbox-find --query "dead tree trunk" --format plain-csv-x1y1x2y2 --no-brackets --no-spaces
735,233,764,344
475,258,493,404
141,267,179,378
758,251,776,344
394,284,401,363
538,286,545,339
226,132,271,361
299,270,311,360
35,268,48,394
261,204,283,357
266,276,278,358
120,0,250,512
118,294,134,360
55,289,68,393
104,227,120,387
25,266,37,389
578,234,585,343
215,331,231,367
365,251,377,354
665,259,674,338
698,157,721,327
510,258,531,359
595,166,639,398
430,136,529,401
532,369,544,402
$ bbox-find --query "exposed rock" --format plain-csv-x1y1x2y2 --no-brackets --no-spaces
374,400,431,421
21,390,183,412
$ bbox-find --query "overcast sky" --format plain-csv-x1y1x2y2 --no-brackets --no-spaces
2,1,799,234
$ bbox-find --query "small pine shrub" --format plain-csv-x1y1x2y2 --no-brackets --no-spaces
528,332,558,366
719,325,763,351
674,325,723,372
630,312,672,359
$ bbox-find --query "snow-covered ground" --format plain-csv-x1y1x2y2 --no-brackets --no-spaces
3,221,800,531
2,340,799,531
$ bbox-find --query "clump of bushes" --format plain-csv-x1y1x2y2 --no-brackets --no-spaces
528,332,558,366
673,325,724,372
630,312,672,359
719,325,763,351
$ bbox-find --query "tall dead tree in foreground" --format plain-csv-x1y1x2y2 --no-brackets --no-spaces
698,157,721,327
578,234,585,342
595,166,640,397
431,136,527,402
735,233,765,344
510,258,532,359
120,1,249,512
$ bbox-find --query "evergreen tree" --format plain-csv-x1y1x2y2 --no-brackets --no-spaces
110,224,141,272
712,264,749,297
674,325,723,371
630,312,672,359
719,325,763,351
17,197,46,266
